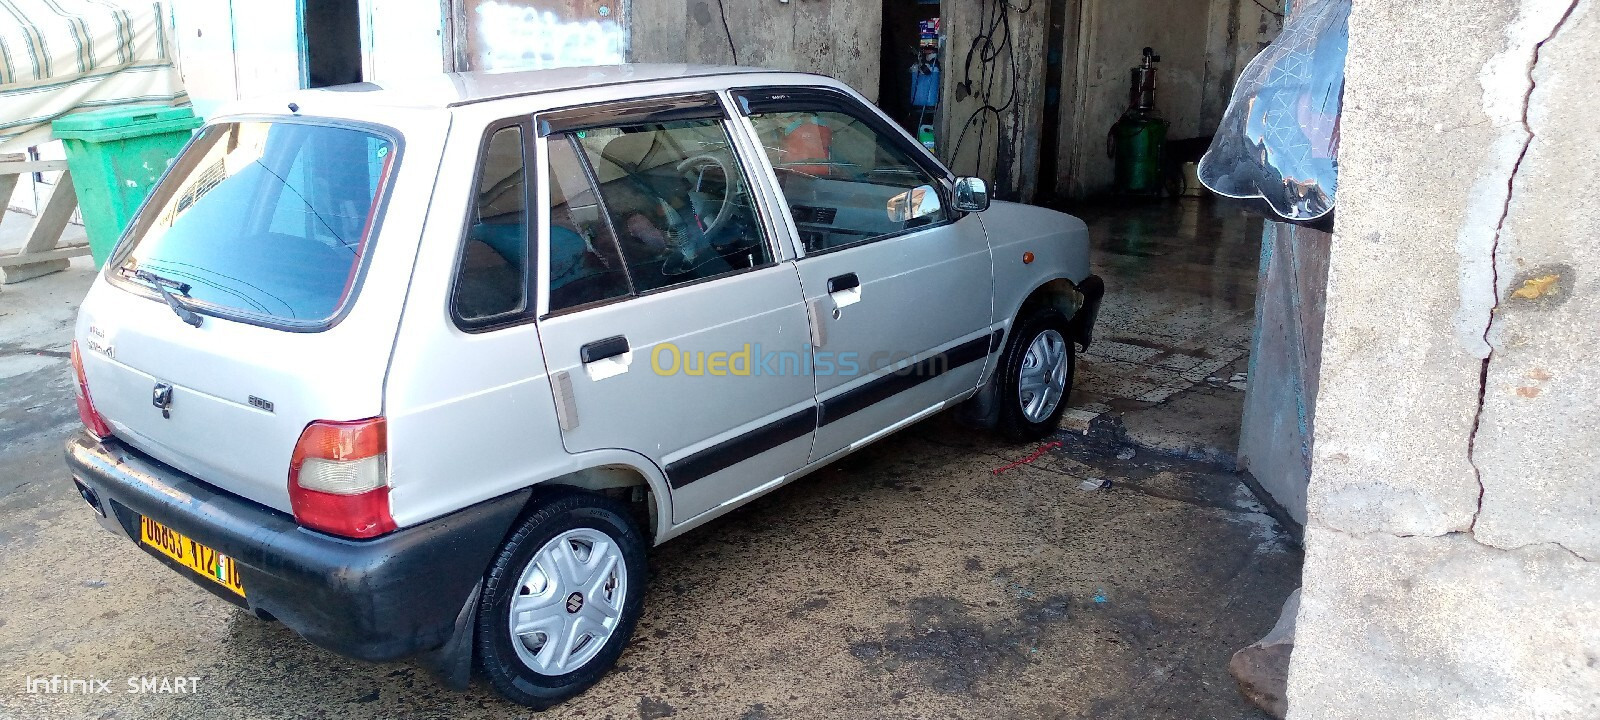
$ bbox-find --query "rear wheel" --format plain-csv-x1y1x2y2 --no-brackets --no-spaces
475,490,647,709
997,308,1076,442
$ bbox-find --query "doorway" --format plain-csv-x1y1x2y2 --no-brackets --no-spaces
879,0,942,150
302,0,363,88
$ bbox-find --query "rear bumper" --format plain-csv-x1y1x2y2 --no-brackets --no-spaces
65,434,529,663
1072,274,1104,349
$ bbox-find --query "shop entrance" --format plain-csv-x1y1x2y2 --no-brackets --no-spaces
878,0,942,151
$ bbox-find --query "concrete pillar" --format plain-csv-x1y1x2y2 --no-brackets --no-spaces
1289,0,1600,716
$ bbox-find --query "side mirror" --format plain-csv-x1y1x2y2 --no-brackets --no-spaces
953,177,990,213
886,184,942,224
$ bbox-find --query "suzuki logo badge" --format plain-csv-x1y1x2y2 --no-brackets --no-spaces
152,382,173,419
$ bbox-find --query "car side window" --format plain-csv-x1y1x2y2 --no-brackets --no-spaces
454,125,528,324
745,109,949,253
545,135,632,312
561,118,774,295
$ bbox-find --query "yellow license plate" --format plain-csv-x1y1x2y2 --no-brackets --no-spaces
140,516,246,597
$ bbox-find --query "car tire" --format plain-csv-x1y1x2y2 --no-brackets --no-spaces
474,489,648,709
997,307,1077,442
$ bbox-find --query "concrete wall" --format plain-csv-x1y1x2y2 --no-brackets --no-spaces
1199,0,1283,131
938,0,1050,200
1289,0,1600,715
1060,0,1281,197
630,0,883,102
171,0,299,117
365,0,448,82
628,0,1051,202
168,0,1272,202
173,0,444,116
452,0,625,71
624,0,1274,202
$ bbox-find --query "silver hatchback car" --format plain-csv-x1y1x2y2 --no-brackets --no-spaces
64,65,1101,708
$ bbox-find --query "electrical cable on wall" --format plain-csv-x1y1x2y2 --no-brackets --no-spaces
715,0,740,65
946,0,1030,198
1249,0,1286,20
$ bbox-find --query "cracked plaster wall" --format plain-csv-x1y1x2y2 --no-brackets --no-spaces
1289,0,1598,716
630,1,884,102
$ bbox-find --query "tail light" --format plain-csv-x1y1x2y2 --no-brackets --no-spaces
70,342,113,439
288,418,396,539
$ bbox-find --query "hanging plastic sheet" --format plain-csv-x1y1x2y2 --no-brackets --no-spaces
0,0,188,153
1199,0,1348,229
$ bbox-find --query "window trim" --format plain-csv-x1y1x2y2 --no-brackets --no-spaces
564,132,636,298
534,101,784,320
727,85,961,260
105,115,404,334
715,90,802,263
535,93,726,137
450,118,538,333
536,132,634,318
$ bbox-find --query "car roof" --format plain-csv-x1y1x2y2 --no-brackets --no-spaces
279,64,792,110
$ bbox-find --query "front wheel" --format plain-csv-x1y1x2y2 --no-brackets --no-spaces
475,490,648,709
997,308,1077,442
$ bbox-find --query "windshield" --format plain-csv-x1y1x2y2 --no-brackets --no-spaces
113,120,397,327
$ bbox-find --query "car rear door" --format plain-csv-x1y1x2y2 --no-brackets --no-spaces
729,86,996,463
530,94,817,524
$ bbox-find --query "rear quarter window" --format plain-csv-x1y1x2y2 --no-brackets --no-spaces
111,120,398,328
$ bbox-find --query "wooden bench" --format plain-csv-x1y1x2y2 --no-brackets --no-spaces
0,152,90,284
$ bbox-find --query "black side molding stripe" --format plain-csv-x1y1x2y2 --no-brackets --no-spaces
665,406,818,489
664,330,1003,489
819,331,1002,427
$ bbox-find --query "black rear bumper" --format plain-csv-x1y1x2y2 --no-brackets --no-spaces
65,434,529,663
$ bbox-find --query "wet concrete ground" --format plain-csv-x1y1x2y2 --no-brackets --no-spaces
1064,199,1264,463
0,200,1296,718
2,417,1296,719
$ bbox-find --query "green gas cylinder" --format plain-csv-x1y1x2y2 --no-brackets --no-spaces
1110,111,1169,194
1109,47,1169,195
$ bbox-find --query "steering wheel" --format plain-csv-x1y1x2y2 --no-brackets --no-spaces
675,153,738,237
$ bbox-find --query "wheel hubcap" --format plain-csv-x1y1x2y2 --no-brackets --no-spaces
509,528,627,676
1018,329,1070,423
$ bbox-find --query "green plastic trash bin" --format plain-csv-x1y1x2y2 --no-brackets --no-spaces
53,106,203,267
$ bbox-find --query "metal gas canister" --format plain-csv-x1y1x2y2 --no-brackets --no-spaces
1108,47,1170,195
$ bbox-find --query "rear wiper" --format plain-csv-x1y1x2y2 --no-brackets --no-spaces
133,269,204,328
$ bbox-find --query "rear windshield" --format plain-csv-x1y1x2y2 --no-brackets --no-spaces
112,120,397,327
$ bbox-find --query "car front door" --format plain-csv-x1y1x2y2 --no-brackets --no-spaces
532,94,817,524
731,87,996,463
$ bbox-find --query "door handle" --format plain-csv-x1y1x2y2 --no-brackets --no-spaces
580,335,629,363
827,273,859,294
